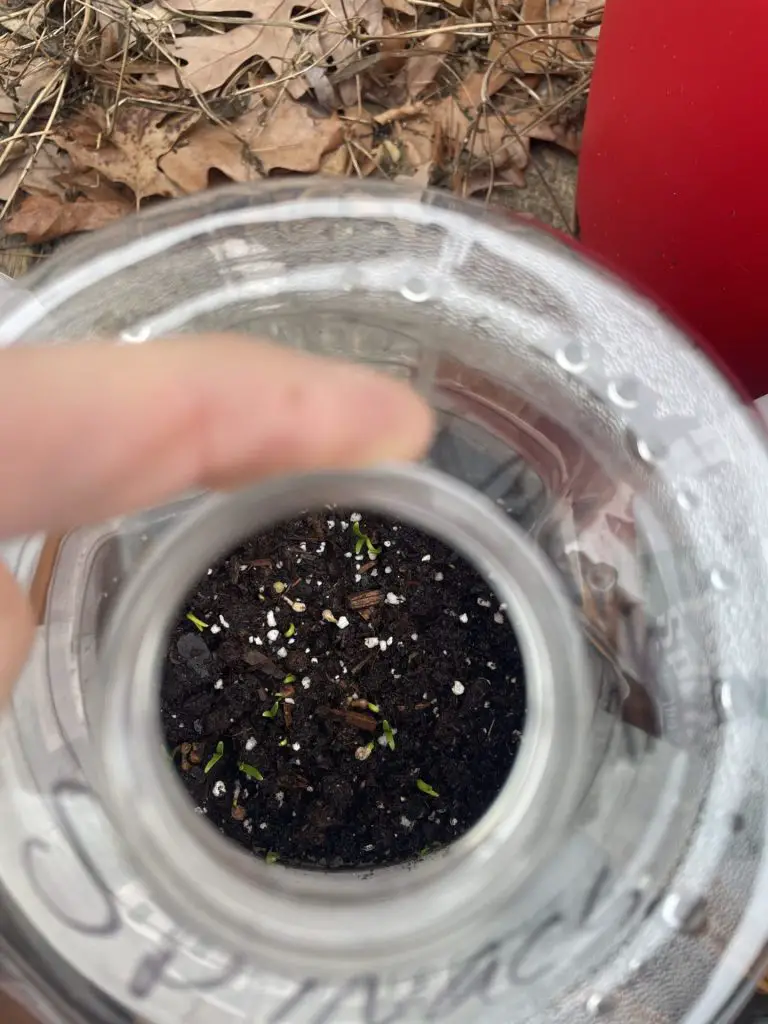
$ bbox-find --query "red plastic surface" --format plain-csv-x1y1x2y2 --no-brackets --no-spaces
578,0,768,398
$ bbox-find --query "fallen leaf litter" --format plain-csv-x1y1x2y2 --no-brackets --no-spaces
0,0,600,241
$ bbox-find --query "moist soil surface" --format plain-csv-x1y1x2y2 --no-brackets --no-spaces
161,511,526,869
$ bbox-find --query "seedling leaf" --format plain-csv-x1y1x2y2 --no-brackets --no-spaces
284,623,296,638
238,762,264,781
262,701,281,719
417,778,440,798
265,851,279,865
279,737,289,747
382,719,396,751
186,612,209,631
283,673,296,684
204,740,224,774
367,702,381,714
355,536,365,555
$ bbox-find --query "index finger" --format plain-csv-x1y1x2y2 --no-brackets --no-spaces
0,336,434,538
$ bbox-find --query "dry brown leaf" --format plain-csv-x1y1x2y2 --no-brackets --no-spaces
4,190,133,243
403,31,455,99
454,69,512,109
147,0,302,95
456,164,526,198
159,120,263,192
147,0,389,98
436,96,555,173
395,114,440,178
0,142,72,201
234,100,343,174
53,105,199,201
491,0,593,74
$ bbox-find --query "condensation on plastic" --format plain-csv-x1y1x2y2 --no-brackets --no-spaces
0,181,767,1024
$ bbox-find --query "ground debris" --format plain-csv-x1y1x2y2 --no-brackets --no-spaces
0,0,599,242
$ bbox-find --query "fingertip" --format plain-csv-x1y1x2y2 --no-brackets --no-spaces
328,364,436,466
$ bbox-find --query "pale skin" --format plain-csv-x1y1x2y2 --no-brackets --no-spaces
0,336,432,1022
0,335,434,706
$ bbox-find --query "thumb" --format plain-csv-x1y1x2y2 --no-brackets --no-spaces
0,560,34,704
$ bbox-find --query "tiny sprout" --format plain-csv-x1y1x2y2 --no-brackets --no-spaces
265,851,279,865
352,521,382,557
284,623,296,638
283,673,296,684
355,742,375,761
322,609,337,624
284,597,306,612
417,779,440,798
367,702,381,714
273,581,287,593
186,612,209,631
204,740,224,774
262,701,281,719
382,719,396,751
279,737,289,747
238,762,264,781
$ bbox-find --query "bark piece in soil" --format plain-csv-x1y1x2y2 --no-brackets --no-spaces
161,510,526,869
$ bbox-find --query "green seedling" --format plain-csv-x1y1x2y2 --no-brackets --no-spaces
416,778,440,798
204,740,224,774
238,762,264,781
262,701,281,719
278,737,289,747
186,612,209,631
265,851,280,865
366,702,381,714
284,623,296,638
355,741,375,761
382,719,396,751
283,673,296,684
352,521,382,557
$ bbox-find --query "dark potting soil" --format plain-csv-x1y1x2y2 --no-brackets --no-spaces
160,511,526,869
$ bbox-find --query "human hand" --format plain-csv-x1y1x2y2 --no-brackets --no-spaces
0,336,434,703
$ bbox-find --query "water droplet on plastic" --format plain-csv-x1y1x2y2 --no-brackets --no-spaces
555,340,588,373
608,377,640,409
676,488,699,511
400,277,432,302
634,435,667,463
661,892,707,934
119,324,152,344
710,566,735,591
586,993,615,1017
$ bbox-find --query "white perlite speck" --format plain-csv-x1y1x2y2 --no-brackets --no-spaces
210,624,221,634
276,647,288,658
350,512,362,522
494,612,504,624
245,736,257,751
421,554,431,562
292,742,301,751
266,610,277,628
435,572,444,581
477,598,491,608
452,681,465,696
302,677,311,689
385,592,401,605
212,781,226,797
327,519,336,529
337,616,350,629
364,637,380,649
384,566,392,574
219,615,230,628
267,629,279,643
459,613,468,623
214,678,224,690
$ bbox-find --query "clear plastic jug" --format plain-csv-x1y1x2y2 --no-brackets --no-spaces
1,180,768,1024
